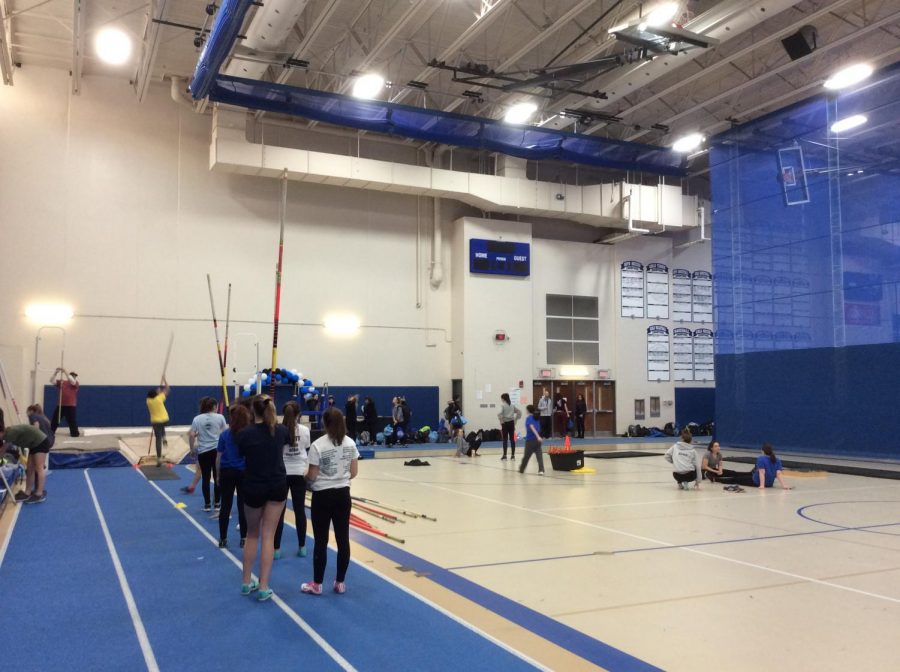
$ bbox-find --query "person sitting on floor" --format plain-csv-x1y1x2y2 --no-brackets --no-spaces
720,443,794,491
701,440,744,483
665,428,701,490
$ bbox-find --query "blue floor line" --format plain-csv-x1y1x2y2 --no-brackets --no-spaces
155,467,539,672
344,526,664,672
0,471,149,671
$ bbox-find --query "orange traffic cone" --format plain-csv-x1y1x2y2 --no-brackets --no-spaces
564,435,571,451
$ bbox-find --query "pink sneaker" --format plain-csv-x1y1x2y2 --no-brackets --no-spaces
333,581,346,594
300,581,322,595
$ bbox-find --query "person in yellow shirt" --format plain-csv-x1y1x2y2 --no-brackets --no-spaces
146,380,170,466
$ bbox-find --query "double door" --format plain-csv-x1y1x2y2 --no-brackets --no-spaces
531,380,616,437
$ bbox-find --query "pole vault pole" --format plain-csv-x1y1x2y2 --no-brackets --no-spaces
206,274,230,407
270,169,287,398
223,283,232,374
222,282,232,413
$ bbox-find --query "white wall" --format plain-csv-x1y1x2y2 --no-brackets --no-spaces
451,217,534,430
0,67,452,408
0,66,713,431
612,236,714,432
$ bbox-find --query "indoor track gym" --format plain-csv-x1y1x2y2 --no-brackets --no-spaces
2,1,899,670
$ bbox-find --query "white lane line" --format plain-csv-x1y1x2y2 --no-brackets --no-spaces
84,470,161,672
279,509,550,671
0,500,22,569
387,472,900,606
138,469,356,672
539,483,900,511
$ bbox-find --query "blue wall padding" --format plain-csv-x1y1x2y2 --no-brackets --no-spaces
209,75,686,176
715,343,900,458
674,388,715,428
43,385,439,429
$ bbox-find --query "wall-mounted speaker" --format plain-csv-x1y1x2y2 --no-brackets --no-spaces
781,25,818,60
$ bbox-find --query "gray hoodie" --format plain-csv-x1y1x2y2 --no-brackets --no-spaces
497,402,522,424
665,441,701,480
537,395,552,416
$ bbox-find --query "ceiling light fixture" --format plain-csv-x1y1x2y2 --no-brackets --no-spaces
672,132,704,153
646,2,681,27
351,73,385,99
824,63,873,90
830,114,867,134
95,28,132,65
504,101,538,124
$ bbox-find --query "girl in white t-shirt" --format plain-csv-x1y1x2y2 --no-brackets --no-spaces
301,408,359,596
274,401,310,558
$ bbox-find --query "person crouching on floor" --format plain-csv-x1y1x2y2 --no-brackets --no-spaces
665,429,701,490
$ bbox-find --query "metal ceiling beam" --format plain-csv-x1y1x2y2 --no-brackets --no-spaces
334,0,441,95
133,0,171,102
0,0,15,85
271,0,343,85
627,8,900,143
439,0,599,114
389,0,516,105
584,0,861,135
71,0,83,94
544,0,802,133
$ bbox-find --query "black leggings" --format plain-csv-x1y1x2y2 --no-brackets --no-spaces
218,467,246,541
575,415,585,438
718,470,757,486
311,487,351,584
673,471,697,483
197,450,219,507
539,416,551,439
152,423,167,458
50,406,79,437
275,475,308,550
501,420,516,457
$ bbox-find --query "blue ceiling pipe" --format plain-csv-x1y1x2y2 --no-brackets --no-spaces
189,0,256,100
208,75,687,176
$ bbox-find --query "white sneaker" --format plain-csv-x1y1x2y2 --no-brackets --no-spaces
538,471,544,476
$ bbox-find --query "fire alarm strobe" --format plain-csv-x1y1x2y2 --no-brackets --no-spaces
494,330,508,342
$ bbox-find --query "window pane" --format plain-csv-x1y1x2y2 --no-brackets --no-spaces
547,318,573,340
635,399,645,420
573,342,599,365
573,319,599,341
547,341,573,365
650,397,660,417
546,294,573,316
573,296,599,318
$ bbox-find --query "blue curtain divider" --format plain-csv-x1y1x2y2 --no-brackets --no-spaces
208,75,687,176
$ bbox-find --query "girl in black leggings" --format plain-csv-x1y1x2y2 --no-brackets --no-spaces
216,404,252,548
274,401,310,558
301,408,360,596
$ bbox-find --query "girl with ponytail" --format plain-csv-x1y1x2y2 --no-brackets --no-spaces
234,395,290,601
274,401,311,558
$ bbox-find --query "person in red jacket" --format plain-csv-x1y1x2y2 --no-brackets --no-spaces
50,368,80,437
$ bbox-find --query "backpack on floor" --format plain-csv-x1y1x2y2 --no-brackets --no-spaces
663,422,676,437
358,430,371,446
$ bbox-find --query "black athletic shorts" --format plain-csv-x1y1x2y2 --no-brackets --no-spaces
29,439,51,455
242,481,288,508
